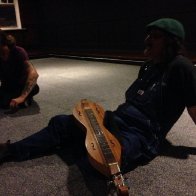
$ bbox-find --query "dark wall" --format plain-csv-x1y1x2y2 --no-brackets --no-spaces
18,0,41,49
5,0,41,49
10,0,196,54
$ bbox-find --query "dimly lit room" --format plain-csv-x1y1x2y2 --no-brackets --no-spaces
0,0,195,195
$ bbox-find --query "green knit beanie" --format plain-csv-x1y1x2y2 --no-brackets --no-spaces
146,18,185,40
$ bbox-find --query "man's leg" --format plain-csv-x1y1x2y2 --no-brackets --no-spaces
1,114,85,161
26,84,40,105
104,110,159,173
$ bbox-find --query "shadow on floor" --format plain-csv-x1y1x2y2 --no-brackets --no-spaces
0,100,40,118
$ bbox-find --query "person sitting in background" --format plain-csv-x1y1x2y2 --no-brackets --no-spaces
0,18,195,176
0,30,39,109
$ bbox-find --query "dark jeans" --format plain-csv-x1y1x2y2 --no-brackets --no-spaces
8,107,159,173
0,84,39,108
9,115,85,160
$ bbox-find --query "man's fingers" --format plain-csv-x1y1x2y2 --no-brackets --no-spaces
10,100,18,108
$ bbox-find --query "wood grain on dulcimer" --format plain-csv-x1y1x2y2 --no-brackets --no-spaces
73,99,129,195
73,99,121,176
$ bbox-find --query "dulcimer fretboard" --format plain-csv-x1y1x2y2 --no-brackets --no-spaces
85,108,116,164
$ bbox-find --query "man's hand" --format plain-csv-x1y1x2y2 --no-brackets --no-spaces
9,96,25,108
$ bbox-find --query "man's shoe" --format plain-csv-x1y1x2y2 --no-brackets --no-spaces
0,140,11,159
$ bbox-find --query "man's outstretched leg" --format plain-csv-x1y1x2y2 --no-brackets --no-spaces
0,114,85,161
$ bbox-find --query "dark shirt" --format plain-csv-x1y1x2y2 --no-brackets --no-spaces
0,46,29,92
115,55,196,138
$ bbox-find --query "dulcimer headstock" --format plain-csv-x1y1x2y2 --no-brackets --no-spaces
113,173,129,196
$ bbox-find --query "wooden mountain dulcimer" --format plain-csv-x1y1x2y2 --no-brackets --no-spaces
73,99,129,195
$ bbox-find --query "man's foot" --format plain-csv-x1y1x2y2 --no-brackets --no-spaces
0,140,11,159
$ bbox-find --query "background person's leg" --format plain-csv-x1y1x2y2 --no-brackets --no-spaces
26,84,40,105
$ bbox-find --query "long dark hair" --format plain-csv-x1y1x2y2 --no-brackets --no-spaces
164,33,186,62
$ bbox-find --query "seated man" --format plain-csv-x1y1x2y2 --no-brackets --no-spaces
0,18,195,176
0,31,39,109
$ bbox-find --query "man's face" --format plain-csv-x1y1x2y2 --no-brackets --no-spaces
144,29,167,62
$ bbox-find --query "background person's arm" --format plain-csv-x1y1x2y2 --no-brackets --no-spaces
9,61,39,108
